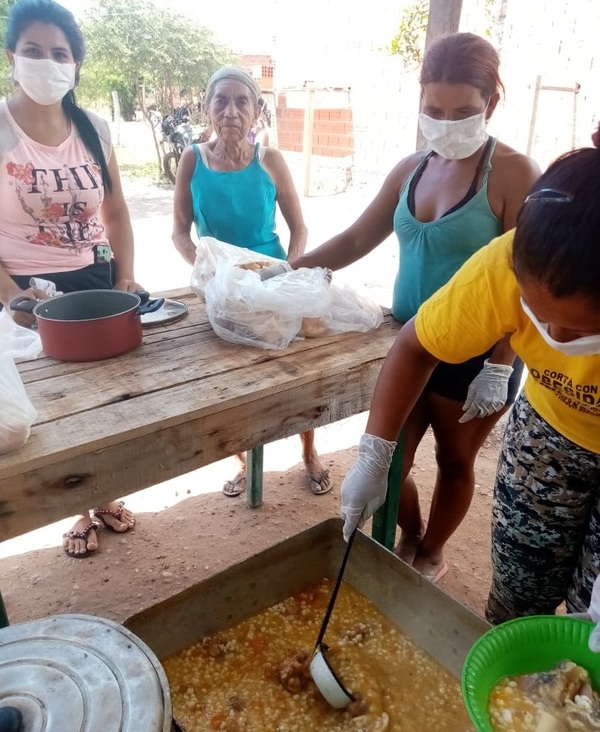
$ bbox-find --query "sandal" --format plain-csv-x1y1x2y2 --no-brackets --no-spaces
421,562,449,584
92,501,135,532
63,521,98,558
308,469,333,495
223,474,246,497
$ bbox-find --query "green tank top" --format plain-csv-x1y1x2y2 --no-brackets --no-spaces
190,143,286,260
392,137,502,323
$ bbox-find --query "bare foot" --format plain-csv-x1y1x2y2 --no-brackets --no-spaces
412,554,448,583
304,454,333,495
92,501,135,532
63,515,98,557
223,470,246,497
394,532,422,565
393,522,425,565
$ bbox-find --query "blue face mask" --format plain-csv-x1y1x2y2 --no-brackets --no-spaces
520,298,600,356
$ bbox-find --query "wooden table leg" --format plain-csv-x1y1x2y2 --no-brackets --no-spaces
371,433,404,550
246,446,264,508
0,590,9,629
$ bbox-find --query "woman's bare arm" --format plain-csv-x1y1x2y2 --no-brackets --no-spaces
172,145,199,266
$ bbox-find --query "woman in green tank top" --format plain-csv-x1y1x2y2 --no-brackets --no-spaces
292,34,541,582
172,66,332,498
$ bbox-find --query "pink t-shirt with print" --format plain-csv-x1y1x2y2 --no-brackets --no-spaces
0,100,112,276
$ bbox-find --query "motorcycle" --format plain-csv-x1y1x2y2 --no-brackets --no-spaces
160,106,195,184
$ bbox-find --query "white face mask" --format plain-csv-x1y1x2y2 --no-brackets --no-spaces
12,56,76,106
520,298,600,356
418,112,488,159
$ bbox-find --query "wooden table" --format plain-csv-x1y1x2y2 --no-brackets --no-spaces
0,288,401,574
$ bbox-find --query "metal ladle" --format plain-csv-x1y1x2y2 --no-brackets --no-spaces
309,528,357,708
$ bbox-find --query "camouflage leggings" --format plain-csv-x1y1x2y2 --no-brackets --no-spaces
486,392,600,624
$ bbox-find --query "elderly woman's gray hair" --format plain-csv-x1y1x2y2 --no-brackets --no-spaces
205,66,260,107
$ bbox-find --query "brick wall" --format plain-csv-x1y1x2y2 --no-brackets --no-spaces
276,92,354,158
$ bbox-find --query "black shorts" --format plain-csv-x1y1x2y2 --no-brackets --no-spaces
427,349,524,403
9,260,114,294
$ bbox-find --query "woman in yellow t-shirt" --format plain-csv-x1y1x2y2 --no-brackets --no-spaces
339,144,600,623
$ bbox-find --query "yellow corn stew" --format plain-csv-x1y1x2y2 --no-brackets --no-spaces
162,579,474,731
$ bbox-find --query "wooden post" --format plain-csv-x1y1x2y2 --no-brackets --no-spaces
302,83,316,197
423,0,463,49
372,433,404,550
526,75,542,156
111,90,121,147
246,446,264,508
415,0,464,150
571,82,580,150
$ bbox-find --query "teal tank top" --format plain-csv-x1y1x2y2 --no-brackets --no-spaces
190,143,286,260
392,137,502,323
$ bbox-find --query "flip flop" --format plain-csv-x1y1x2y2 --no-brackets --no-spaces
309,469,333,495
422,561,448,584
223,475,246,497
92,501,135,532
62,521,98,558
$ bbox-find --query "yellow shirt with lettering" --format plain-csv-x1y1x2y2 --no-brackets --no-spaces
414,230,600,454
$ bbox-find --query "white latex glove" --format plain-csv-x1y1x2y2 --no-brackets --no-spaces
258,261,292,282
569,574,600,652
340,433,397,542
459,359,514,423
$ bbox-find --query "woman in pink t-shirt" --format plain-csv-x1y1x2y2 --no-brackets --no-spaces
0,0,139,558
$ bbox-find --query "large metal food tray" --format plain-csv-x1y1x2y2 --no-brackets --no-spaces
125,518,489,679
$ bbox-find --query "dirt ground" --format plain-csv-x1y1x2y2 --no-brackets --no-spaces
0,144,502,630
0,414,502,627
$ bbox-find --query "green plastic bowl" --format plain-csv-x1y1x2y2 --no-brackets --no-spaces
462,615,599,732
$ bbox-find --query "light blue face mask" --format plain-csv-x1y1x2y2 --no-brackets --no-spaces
520,298,600,356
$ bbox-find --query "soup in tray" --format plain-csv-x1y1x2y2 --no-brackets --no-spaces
163,579,473,731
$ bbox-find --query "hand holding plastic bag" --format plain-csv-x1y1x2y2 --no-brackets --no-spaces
0,312,42,454
205,263,331,350
191,237,383,350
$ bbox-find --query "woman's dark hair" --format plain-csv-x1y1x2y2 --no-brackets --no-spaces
420,32,504,101
512,147,600,304
5,0,112,192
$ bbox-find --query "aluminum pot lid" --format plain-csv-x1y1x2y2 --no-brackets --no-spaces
0,614,172,732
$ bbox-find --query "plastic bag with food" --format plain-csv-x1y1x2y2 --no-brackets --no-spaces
325,282,384,335
191,237,384,350
205,260,331,350
0,311,42,454
190,236,274,302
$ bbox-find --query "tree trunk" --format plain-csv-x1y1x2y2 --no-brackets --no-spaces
423,0,463,50
415,0,464,149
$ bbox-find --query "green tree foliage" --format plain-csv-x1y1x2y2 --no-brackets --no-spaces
390,0,429,69
0,0,18,97
79,0,233,118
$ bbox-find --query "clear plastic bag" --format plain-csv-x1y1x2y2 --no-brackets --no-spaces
0,312,42,454
325,282,383,334
191,237,384,350
205,257,331,350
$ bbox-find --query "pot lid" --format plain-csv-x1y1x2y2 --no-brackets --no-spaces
0,614,172,732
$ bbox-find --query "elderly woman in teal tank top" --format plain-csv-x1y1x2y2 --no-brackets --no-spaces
292,33,541,582
172,66,332,498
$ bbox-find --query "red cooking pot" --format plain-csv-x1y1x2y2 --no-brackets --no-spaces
10,289,164,362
